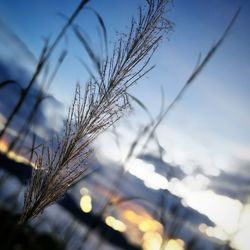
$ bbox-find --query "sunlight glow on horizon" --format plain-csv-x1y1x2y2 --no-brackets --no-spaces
0,138,33,165
0,138,8,153
127,157,250,250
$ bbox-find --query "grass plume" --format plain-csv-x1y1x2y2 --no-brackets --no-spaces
20,0,172,224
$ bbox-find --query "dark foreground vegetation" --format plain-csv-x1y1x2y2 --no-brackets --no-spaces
0,208,64,250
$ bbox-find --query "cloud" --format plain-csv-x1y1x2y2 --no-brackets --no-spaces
138,149,250,204
0,58,63,133
139,153,187,180
208,159,250,203
0,18,65,141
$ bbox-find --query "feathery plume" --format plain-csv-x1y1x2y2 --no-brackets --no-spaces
20,0,172,223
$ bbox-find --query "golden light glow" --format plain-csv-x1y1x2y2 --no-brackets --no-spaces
163,239,185,250
122,208,165,247
139,219,163,233
124,210,136,222
0,139,34,165
80,194,92,213
124,210,144,224
105,216,127,232
142,231,162,250
124,209,152,225
142,232,185,250
7,151,31,165
0,139,8,153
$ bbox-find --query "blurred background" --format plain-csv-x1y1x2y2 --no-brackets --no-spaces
0,0,249,249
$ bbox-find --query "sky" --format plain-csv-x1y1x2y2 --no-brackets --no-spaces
0,0,250,249
1,0,248,167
